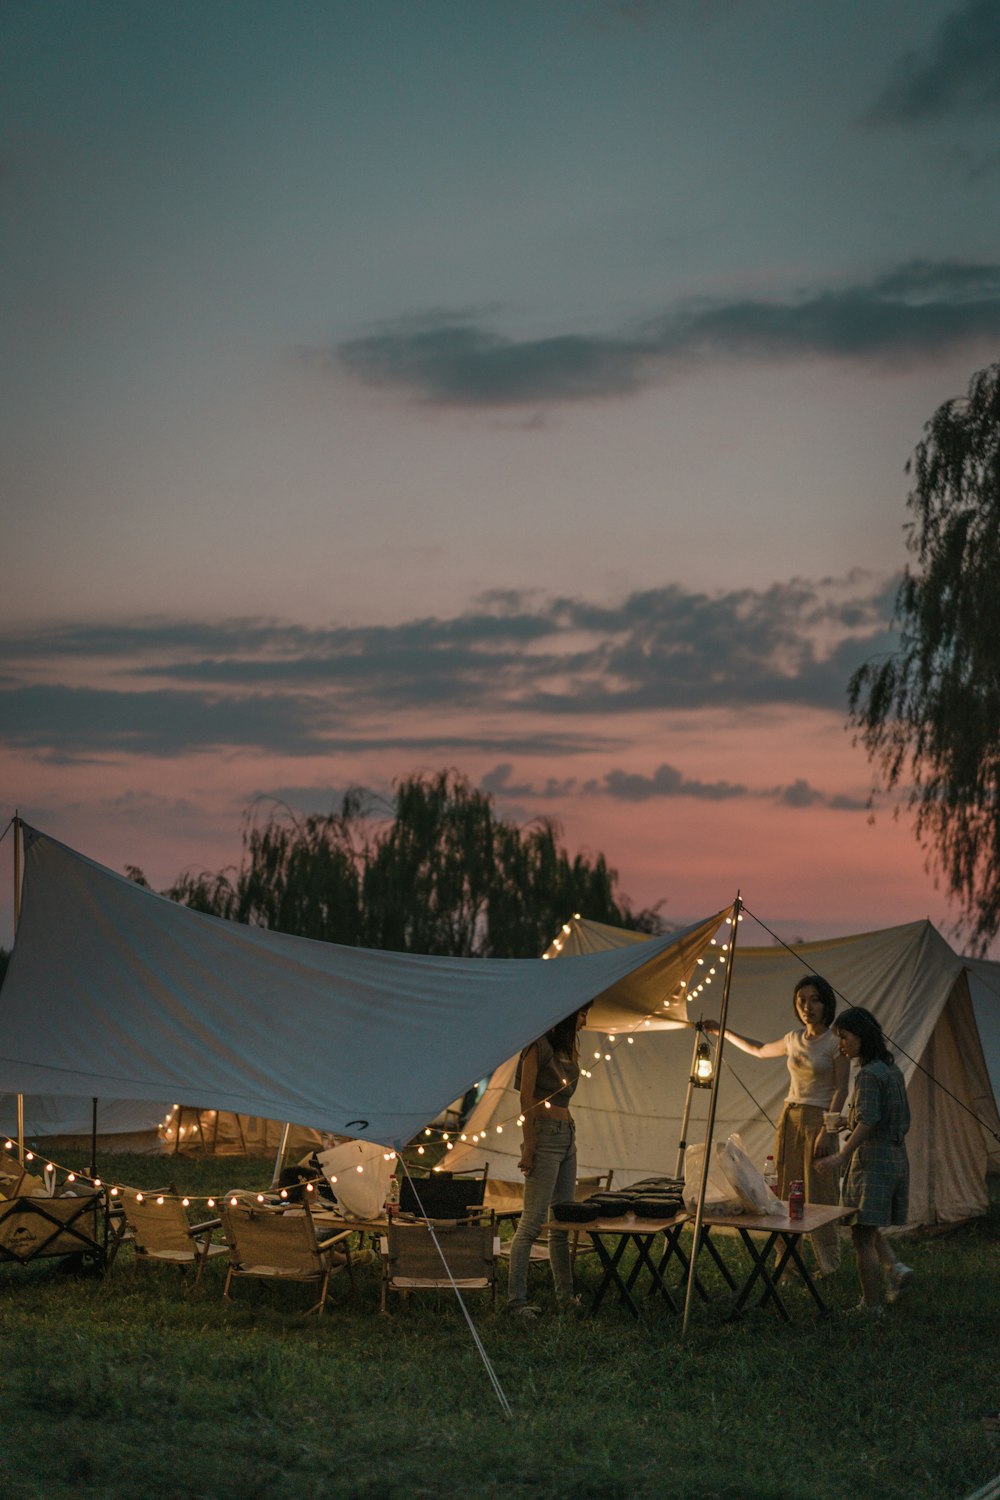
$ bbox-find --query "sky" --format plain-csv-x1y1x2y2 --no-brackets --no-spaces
3,0,1000,954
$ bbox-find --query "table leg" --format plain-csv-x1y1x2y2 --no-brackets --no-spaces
627,1232,679,1313
731,1229,791,1321
689,1224,739,1293
588,1232,640,1318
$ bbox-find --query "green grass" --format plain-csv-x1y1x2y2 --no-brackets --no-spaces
1,1154,998,1500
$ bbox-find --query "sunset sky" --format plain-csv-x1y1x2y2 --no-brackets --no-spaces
3,0,1000,953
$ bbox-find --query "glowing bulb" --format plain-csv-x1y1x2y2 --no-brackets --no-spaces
543,1100,551,1109
460,1133,467,1142
604,1053,611,1061
67,1173,76,1183
562,923,571,935
256,1194,265,1203
424,1128,432,1137
330,1176,338,1185
182,1197,190,1208
627,1036,634,1044
156,1195,165,1205
207,1198,216,1208
25,1152,34,1162
446,1141,454,1150
417,1146,425,1155
306,1183,314,1193
111,1187,119,1197
230,1196,238,1206
356,1164,363,1174
93,1177,101,1187
136,1192,144,1203
496,1125,503,1134
280,1189,288,1199
594,1050,601,1059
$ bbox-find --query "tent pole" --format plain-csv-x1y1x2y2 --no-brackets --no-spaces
270,1120,293,1188
674,1025,703,1179
90,1098,98,1180
682,893,742,1337
13,813,24,1164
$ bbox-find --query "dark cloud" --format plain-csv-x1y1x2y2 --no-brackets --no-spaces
865,0,1000,125
324,262,1000,408
594,764,748,802
482,762,864,815
0,573,896,760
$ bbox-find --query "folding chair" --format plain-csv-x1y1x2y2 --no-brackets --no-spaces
219,1199,355,1314
120,1188,227,1290
397,1165,488,1220
380,1213,499,1313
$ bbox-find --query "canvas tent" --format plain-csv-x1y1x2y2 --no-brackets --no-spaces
0,827,727,1149
448,915,1000,1228
0,1094,331,1158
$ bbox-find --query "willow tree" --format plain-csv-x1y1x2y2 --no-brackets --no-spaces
161,770,661,956
849,361,1000,953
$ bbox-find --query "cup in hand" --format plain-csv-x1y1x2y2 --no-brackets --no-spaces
823,1110,842,1134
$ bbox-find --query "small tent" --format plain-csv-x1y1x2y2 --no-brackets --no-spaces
448,916,1000,1227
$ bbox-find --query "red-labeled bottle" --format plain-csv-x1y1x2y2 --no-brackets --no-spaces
788,1180,805,1220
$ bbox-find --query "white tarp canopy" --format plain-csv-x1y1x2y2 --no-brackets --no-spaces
0,827,726,1149
450,916,1000,1227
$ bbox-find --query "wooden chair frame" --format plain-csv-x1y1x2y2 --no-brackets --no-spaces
219,1200,355,1315
380,1212,499,1314
120,1188,227,1290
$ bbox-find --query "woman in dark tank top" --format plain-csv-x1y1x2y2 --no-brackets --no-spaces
507,1004,590,1318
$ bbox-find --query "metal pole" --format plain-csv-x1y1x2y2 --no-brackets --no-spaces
674,1024,703,1179
270,1120,293,1188
682,893,743,1337
90,1098,98,1180
13,814,24,1164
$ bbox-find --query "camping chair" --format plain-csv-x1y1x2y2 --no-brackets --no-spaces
219,1199,355,1315
120,1188,227,1290
380,1212,499,1313
397,1165,488,1221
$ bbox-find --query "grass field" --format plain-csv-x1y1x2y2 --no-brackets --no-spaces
1,1153,998,1500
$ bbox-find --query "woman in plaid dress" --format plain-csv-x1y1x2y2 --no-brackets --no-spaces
817,1006,912,1313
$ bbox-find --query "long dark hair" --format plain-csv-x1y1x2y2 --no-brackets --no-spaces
834,1006,893,1065
793,974,836,1026
546,1006,589,1058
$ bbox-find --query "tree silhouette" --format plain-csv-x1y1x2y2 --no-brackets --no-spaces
849,361,1000,952
159,770,662,956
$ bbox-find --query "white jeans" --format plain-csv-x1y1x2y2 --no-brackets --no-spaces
507,1117,577,1305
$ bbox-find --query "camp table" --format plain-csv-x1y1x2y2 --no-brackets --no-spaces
543,1210,695,1319
693,1201,854,1320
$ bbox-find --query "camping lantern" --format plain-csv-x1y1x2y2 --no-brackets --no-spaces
691,1037,714,1089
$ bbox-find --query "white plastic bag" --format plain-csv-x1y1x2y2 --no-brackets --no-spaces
316,1141,395,1220
683,1141,743,1216
716,1132,784,1216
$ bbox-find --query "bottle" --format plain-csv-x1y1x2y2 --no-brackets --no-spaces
788,1179,805,1220
762,1154,778,1196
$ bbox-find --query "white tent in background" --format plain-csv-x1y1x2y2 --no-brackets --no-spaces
0,826,726,1149
0,1094,331,1158
448,916,1000,1228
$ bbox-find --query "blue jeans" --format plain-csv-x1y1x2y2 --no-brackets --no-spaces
507,1118,577,1305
